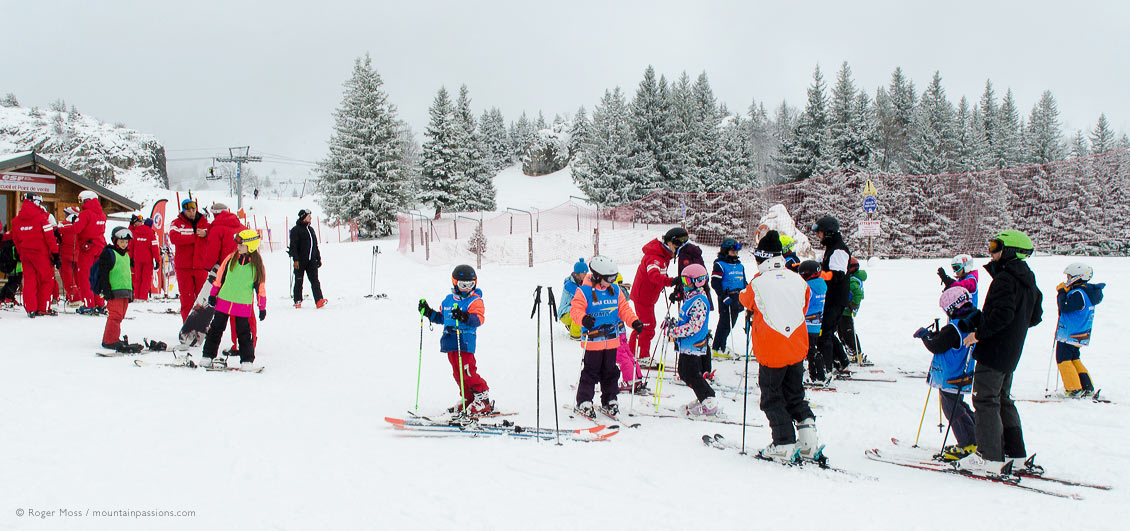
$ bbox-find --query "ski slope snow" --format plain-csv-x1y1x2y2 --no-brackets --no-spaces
2,191,1127,530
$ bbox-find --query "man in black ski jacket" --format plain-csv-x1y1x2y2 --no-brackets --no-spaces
812,216,852,374
288,209,325,308
957,230,1042,471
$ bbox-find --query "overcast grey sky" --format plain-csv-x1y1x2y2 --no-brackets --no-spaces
4,0,1128,182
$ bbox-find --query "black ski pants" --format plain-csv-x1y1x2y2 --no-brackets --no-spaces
0,272,21,301
972,364,1026,461
576,348,619,407
711,297,741,352
203,310,254,363
818,301,849,371
806,332,825,381
677,352,716,402
834,313,862,362
940,390,976,449
759,362,814,445
293,261,323,303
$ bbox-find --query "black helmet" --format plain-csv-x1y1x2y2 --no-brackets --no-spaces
451,264,477,292
663,227,689,246
297,209,311,220
720,238,741,253
798,260,821,279
811,216,839,234
111,226,133,241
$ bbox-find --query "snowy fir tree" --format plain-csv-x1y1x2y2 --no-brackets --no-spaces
1024,91,1065,164
629,66,672,189
535,111,548,131
1090,114,1115,153
688,72,725,190
773,65,830,182
827,62,876,172
713,112,755,191
572,87,655,205
991,89,1024,169
1069,130,1089,158
316,54,410,237
419,87,465,212
0,93,17,107
663,72,700,191
569,106,589,157
954,97,991,172
467,222,488,256
509,113,538,165
906,71,958,175
876,67,917,173
454,85,496,211
746,99,776,186
479,107,511,174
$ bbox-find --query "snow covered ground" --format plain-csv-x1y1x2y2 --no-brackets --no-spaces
2,198,1128,529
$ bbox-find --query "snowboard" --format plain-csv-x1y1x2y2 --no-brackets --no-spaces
178,265,219,346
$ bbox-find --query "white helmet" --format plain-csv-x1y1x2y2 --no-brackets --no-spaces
78,190,98,202
951,254,973,274
1064,262,1092,284
588,255,618,281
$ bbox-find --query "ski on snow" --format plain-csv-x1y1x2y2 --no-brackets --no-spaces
629,407,763,427
701,434,870,479
385,415,617,442
864,447,1082,499
887,438,1111,491
1015,389,1112,405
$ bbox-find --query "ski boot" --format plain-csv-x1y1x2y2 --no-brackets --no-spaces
469,391,494,416
795,418,825,462
687,397,720,417
316,299,328,309
198,356,214,368
599,400,619,418
293,301,302,309
758,442,799,464
938,444,977,461
1007,455,1045,477
574,401,597,420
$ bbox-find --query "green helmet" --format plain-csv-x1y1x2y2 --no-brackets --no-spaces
990,230,1034,260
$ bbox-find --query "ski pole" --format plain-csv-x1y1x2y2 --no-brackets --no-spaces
530,286,543,441
654,322,670,411
1045,316,1060,396
546,287,562,445
913,386,931,448
453,304,466,413
415,300,426,411
740,311,752,455
938,395,943,433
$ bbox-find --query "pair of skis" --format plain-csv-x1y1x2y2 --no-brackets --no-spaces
385,413,618,442
866,439,1110,498
701,433,868,479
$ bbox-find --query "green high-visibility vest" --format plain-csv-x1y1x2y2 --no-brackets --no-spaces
109,250,132,291
217,260,256,305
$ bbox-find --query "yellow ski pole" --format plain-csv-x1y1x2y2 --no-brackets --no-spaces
913,386,931,447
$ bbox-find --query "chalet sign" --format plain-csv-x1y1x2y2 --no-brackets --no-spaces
0,172,56,193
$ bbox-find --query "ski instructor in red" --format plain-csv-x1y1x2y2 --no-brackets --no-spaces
73,190,108,312
169,198,211,321
628,227,684,361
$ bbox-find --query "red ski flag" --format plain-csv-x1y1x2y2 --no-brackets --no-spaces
150,199,169,295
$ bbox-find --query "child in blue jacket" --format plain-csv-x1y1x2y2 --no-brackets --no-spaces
1056,262,1105,397
913,286,979,460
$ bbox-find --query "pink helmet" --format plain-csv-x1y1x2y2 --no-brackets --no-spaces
939,286,972,317
681,263,709,289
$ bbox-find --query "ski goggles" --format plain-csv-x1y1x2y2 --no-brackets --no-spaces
235,233,260,245
988,238,1004,253
592,273,616,285
951,263,964,272
182,201,197,210
681,275,707,287
455,280,476,291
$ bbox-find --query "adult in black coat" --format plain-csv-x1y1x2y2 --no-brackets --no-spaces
288,209,325,308
812,216,852,373
960,230,1042,466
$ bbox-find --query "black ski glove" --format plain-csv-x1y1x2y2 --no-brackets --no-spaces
937,267,955,287
51,253,61,269
207,295,217,307
669,276,681,287
418,299,434,318
450,307,471,322
913,327,929,339
259,309,267,321
631,320,644,333
581,315,595,329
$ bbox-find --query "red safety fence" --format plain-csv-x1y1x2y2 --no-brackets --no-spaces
398,148,1130,266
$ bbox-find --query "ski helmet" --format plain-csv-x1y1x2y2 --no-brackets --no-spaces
798,260,821,280
588,255,618,284
451,264,477,293
297,209,311,220
681,263,709,289
234,229,261,253
180,198,197,211
1064,262,1093,284
23,192,42,205
111,226,133,241
779,234,795,253
811,216,839,234
662,227,689,246
951,254,974,274
939,286,972,317
130,214,144,225
988,230,1034,260
720,238,741,253
78,190,98,202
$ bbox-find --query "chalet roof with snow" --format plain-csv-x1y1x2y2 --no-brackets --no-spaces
0,151,140,213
